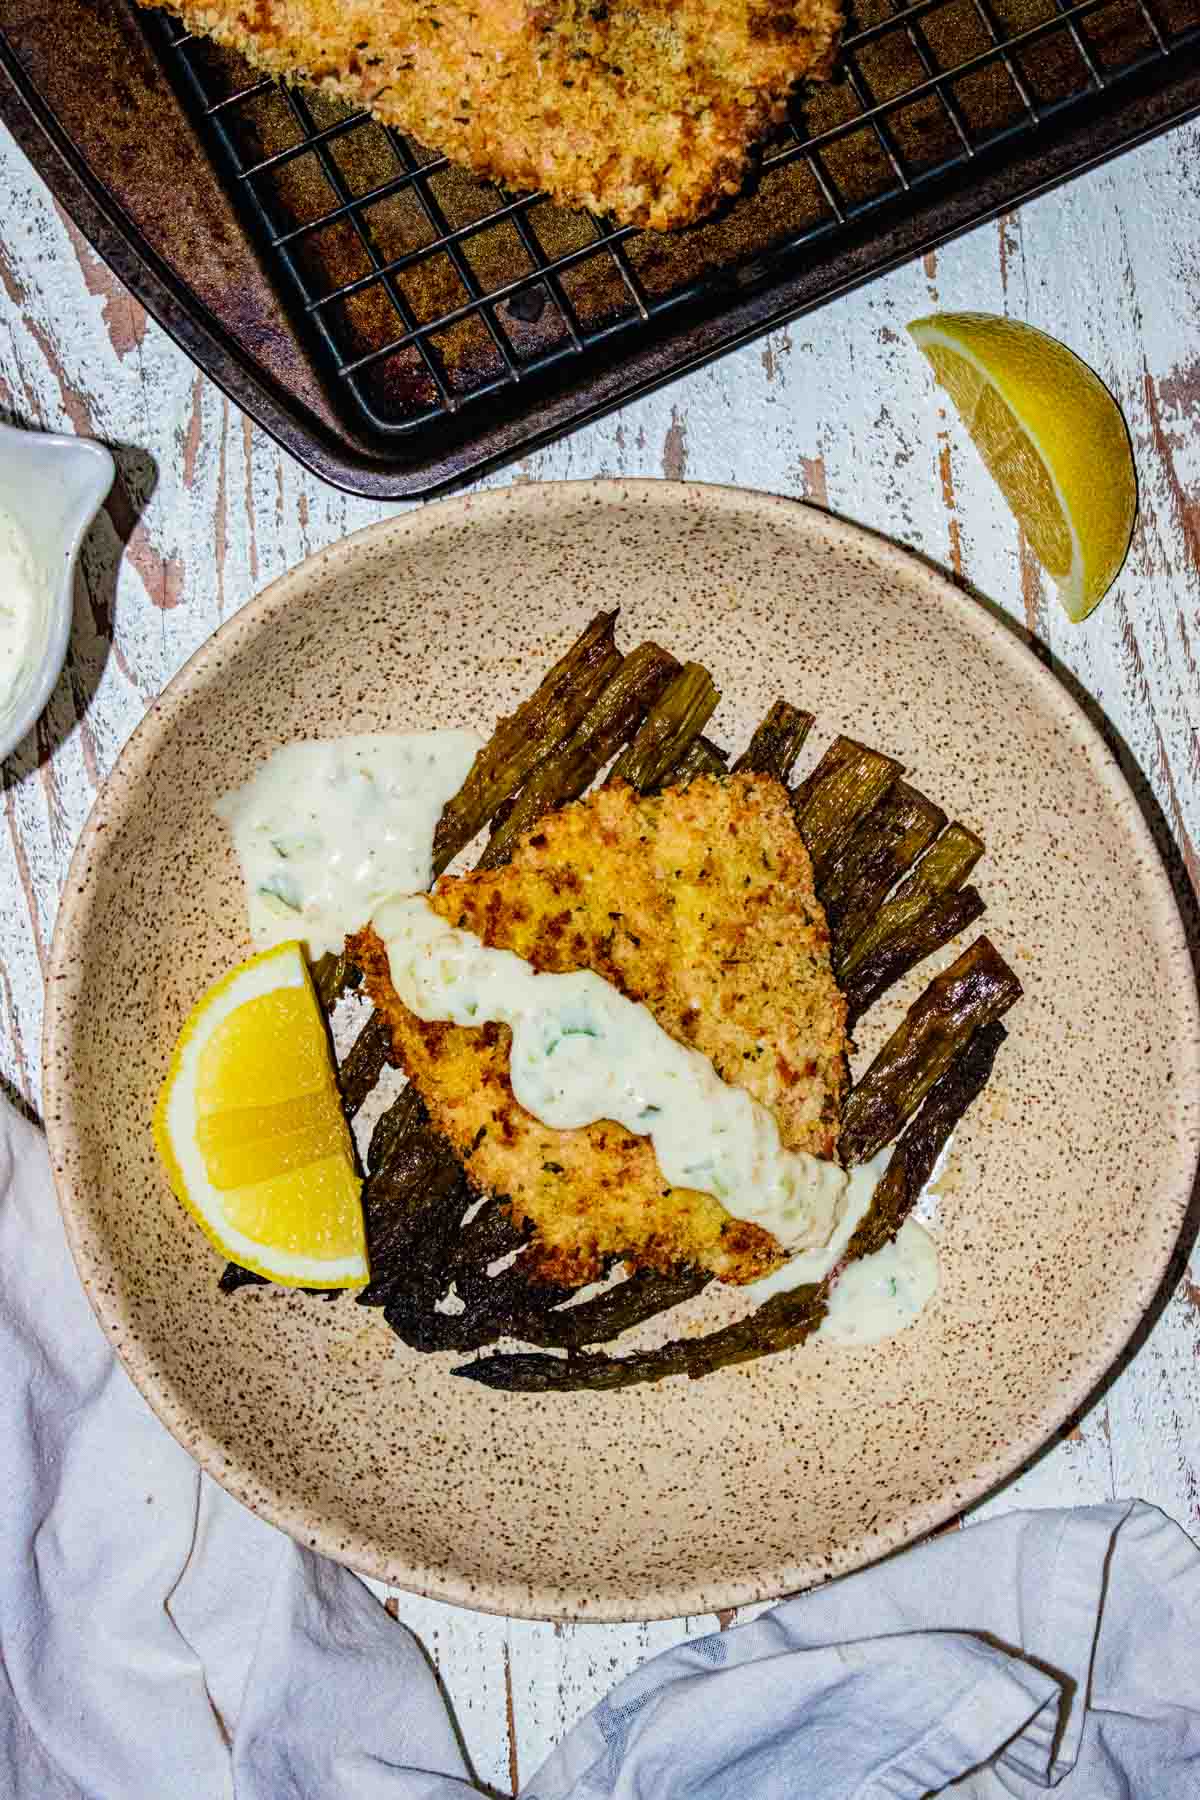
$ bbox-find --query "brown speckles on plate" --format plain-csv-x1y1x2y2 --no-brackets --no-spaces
42,480,1200,1622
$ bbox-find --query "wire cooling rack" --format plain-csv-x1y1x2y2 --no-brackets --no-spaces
146,0,1199,451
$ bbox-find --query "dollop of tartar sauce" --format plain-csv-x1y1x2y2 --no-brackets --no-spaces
820,1219,939,1345
215,731,482,957
743,1146,943,1342
0,506,47,718
375,893,849,1255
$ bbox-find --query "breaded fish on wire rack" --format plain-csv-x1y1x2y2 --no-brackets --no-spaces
142,0,844,231
351,772,849,1288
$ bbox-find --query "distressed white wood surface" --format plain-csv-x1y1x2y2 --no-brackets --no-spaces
2,114,1199,1793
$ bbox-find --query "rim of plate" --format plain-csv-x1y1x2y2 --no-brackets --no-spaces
43,478,1200,1621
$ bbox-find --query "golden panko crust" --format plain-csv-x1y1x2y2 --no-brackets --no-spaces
143,0,843,231
353,774,847,1285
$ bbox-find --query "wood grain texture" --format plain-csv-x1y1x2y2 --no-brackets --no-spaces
2,114,1198,1795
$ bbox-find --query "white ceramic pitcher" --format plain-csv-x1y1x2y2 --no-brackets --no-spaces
0,421,114,761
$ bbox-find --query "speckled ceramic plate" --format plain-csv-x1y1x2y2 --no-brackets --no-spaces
44,481,1200,1622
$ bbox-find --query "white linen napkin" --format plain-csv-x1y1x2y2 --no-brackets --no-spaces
1,1094,1197,1799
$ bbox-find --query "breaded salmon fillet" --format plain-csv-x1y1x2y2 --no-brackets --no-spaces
142,0,842,231
351,773,848,1287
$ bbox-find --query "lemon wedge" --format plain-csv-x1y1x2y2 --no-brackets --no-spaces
907,312,1137,621
153,942,368,1287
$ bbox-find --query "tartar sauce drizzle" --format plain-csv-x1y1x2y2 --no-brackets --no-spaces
0,506,47,719
375,893,849,1256
741,1148,890,1300
216,731,482,958
740,1145,943,1343
820,1219,939,1344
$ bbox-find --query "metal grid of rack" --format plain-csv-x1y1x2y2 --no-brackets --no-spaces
148,0,1197,443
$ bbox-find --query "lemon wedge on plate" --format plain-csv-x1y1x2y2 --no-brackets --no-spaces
907,312,1137,621
153,942,368,1287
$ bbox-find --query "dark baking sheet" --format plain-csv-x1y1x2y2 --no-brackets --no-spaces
2,0,1198,498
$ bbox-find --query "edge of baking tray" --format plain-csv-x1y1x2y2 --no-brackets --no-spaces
3,37,1199,502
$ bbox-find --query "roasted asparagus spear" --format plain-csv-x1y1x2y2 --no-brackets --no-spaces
356,1112,474,1311
608,663,721,791
671,737,729,785
431,609,622,877
498,1266,712,1350
840,936,1022,1166
843,885,986,1029
454,1276,829,1391
477,642,678,870
822,781,946,960
838,822,983,979
843,1019,1007,1264
731,701,814,783
793,736,902,884
312,949,361,1013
